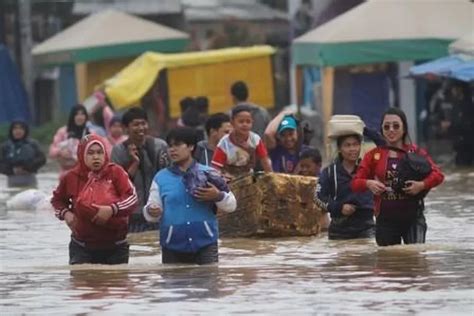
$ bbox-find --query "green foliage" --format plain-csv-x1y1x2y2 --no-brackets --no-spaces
30,121,64,145
0,124,8,143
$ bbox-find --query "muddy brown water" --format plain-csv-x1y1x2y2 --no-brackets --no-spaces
0,169,473,315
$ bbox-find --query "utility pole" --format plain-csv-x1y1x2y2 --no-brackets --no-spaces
18,0,35,123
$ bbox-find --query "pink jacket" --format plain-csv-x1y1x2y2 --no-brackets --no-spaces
49,126,112,177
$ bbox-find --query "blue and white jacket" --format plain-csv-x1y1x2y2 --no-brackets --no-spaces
143,161,236,253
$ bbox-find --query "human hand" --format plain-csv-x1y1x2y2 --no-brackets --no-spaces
341,204,356,216
147,204,162,217
127,144,140,162
91,204,113,225
64,211,77,233
440,120,451,132
60,148,73,159
222,172,234,183
280,109,296,117
13,166,28,175
367,179,387,195
193,183,222,201
403,180,425,196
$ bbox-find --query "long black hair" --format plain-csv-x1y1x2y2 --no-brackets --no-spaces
67,104,89,139
380,107,410,144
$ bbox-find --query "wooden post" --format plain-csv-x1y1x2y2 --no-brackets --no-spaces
75,63,88,103
321,66,334,160
18,0,34,122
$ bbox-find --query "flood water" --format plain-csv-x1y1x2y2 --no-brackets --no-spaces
1,169,473,315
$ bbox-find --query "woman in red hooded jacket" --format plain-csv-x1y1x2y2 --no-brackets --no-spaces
51,134,138,264
351,108,444,246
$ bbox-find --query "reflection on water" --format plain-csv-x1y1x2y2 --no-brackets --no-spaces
0,170,473,314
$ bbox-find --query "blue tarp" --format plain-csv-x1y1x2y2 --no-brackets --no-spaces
333,69,390,130
410,54,474,82
0,44,30,124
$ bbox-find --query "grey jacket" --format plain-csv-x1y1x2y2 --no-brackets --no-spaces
194,140,214,166
111,136,169,214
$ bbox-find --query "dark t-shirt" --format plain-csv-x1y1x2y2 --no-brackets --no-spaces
380,157,419,220
270,144,309,174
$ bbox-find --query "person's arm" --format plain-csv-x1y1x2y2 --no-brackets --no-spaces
419,147,444,189
49,127,66,159
351,150,386,195
25,140,46,173
403,146,444,196
255,137,273,172
315,167,344,217
111,166,138,217
102,106,114,135
260,156,273,172
51,177,71,220
91,167,138,225
50,174,78,232
211,146,227,172
143,180,163,223
127,161,140,178
193,183,237,213
111,144,140,178
0,144,13,175
263,110,295,150
363,127,386,147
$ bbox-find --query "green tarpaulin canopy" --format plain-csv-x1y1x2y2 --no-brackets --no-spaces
293,0,474,67
32,9,189,65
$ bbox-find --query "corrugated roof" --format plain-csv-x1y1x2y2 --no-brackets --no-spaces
73,0,182,15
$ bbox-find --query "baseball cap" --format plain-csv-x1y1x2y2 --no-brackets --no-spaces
277,116,297,134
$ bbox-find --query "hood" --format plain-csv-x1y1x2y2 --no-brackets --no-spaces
9,120,29,141
74,134,109,175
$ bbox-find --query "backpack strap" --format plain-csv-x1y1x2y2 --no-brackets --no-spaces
384,145,418,154
143,137,157,169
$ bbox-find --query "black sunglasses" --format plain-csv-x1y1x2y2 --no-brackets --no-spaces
382,123,401,131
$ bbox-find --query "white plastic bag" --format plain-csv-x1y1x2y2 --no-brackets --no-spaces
6,189,50,211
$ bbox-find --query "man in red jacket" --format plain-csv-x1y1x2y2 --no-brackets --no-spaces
51,134,137,264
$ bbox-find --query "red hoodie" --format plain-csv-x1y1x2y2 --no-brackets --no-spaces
51,134,137,249
351,144,444,217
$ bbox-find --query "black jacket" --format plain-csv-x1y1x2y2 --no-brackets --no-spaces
316,159,374,220
0,121,46,175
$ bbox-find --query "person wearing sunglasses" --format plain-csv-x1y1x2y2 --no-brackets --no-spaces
351,108,444,246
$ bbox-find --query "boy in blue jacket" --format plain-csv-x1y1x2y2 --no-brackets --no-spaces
143,127,236,264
